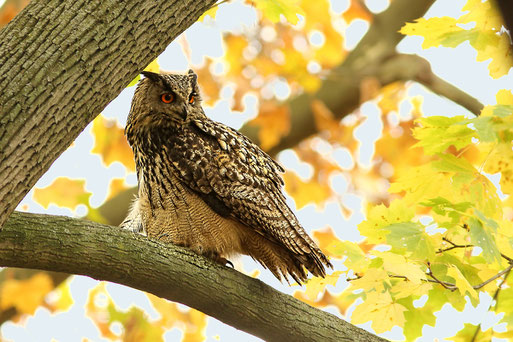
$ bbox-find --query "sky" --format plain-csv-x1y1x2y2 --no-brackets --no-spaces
2,0,513,341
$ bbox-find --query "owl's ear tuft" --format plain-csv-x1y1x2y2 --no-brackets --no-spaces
141,71,162,83
187,69,198,85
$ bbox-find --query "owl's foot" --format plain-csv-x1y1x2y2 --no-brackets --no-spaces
208,251,234,268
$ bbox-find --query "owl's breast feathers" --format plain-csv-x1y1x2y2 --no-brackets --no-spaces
128,115,332,282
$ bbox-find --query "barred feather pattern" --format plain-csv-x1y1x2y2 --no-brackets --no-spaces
122,70,332,283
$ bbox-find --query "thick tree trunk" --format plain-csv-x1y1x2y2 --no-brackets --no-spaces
0,0,216,228
0,212,388,342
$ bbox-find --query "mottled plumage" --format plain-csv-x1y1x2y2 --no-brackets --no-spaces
121,70,332,283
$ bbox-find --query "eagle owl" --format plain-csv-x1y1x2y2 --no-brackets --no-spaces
121,70,332,284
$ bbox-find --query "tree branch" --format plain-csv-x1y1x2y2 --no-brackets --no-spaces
496,0,513,44
0,212,387,342
0,0,217,228
239,0,484,156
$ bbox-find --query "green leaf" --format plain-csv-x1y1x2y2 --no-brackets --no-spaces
469,116,497,142
420,197,472,226
127,74,140,87
412,116,475,155
497,287,513,324
420,197,472,215
254,0,303,24
493,104,513,117
384,222,435,260
440,29,479,48
431,153,475,174
450,323,492,342
398,297,436,341
468,216,502,264
327,241,369,271
426,285,466,312
358,200,415,244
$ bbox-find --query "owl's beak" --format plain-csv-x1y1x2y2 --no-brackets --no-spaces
179,104,188,120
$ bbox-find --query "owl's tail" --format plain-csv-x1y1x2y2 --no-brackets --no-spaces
244,231,332,284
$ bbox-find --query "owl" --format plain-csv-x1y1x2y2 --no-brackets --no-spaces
121,70,332,284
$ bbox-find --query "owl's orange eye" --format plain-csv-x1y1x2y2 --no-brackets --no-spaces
161,93,174,103
189,96,195,104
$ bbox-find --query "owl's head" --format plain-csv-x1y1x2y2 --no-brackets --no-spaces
127,69,203,130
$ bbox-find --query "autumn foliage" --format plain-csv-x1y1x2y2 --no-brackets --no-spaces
2,0,513,341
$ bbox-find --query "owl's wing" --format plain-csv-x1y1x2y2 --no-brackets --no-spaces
167,118,329,268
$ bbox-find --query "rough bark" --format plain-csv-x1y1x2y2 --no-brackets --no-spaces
0,212,388,342
0,0,217,228
239,0,483,156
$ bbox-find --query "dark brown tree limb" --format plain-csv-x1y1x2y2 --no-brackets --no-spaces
0,212,388,342
496,0,513,43
239,0,483,156
379,54,483,116
0,0,217,228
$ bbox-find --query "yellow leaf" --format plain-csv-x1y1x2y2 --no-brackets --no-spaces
460,0,503,31
482,143,513,195
53,278,74,312
358,199,414,244
351,291,407,334
447,265,478,300
198,5,218,22
183,309,208,342
350,268,389,292
144,58,160,73
283,171,331,209
392,281,432,299
293,289,355,316
250,102,291,151
302,271,342,301
0,273,54,315
255,0,304,25
341,0,371,24
400,17,464,49
311,99,339,134
476,33,513,79
225,35,248,77
194,60,222,106
325,239,370,271
146,294,207,341
380,252,426,285
496,89,513,105
127,58,160,87
33,177,92,210
107,178,131,200
299,0,346,67
388,164,455,205
91,115,135,171
86,283,115,340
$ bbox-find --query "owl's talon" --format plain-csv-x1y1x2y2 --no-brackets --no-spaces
215,255,234,268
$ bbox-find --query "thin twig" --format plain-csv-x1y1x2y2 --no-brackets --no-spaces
470,267,512,342
438,238,513,262
437,237,473,253
389,274,456,287
473,263,513,290
427,271,457,291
